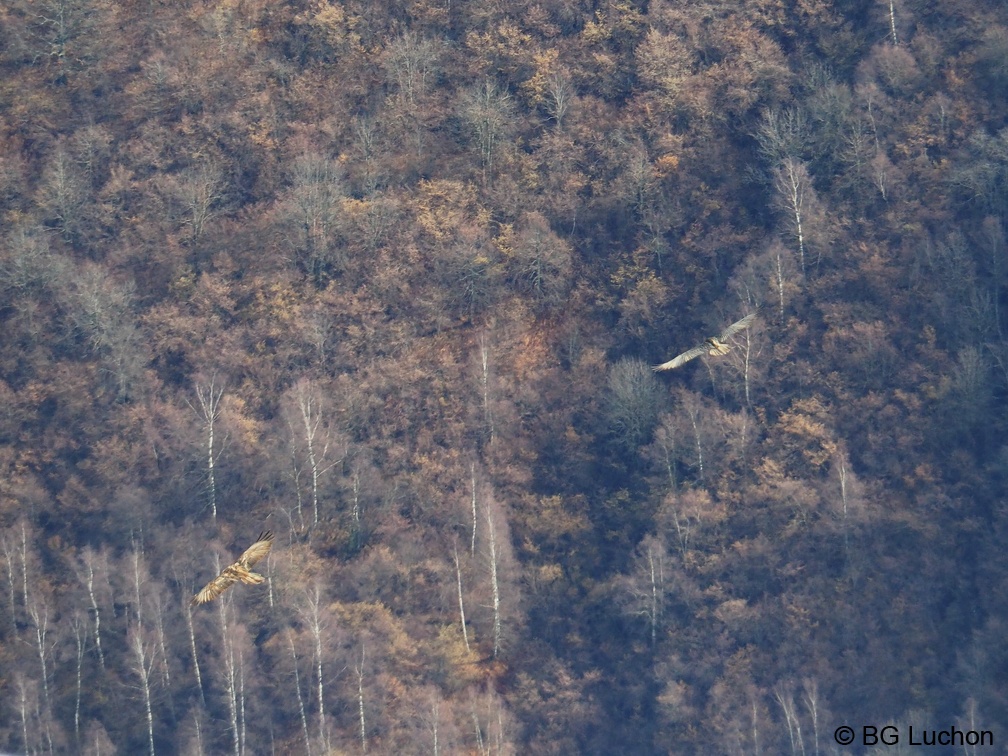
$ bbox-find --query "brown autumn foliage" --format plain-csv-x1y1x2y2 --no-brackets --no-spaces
1,0,1007,752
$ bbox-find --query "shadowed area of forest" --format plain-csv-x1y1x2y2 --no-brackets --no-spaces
1,0,1007,752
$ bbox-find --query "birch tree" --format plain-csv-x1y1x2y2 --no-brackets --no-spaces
71,611,86,746
286,379,343,527
477,335,495,446
481,489,518,659
453,541,470,652
15,673,39,756
356,645,368,752
486,502,503,659
128,622,158,756
184,600,207,707
2,531,21,635
216,598,244,756
722,314,763,410
26,594,57,753
470,685,513,755
680,391,708,481
75,546,109,670
618,534,668,645
770,240,800,322
298,582,331,750
775,685,805,756
803,679,822,756
773,157,811,274
288,630,312,756
191,376,227,523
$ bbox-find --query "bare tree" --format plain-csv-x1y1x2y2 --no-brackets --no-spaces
618,534,668,645
425,691,443,756
184,601,207,707
19,521,32,614
470,685,513,755
803,679,822,756
480,489,518,659
656,488,723,565
129,542,149,627
37,145,89,243
751,696,763,756
477,335,495,446
545,69,574,127
385,31,439,106
508,212,573,309
287,379,343,527
356,645,368,752
68,124,112,189
832,451,859,562
775,685,805,756
15,673,39,756
284,153,345,287
68,265,147,399
351,115,382,193
69,611,86,746
150,591,173,690
755,107,810,168
27,594,57,753
216,598,243,756
1,531,21,635
461,79,514,186
771,241,800,321
344,452,375,553
128,622,157,756
191,376,227,523
651,414,681,492
486,502,503,659
681,391,707,481
1,224,68,297
980,216,1005,338
605,358,665,451
470,464,479,555
75,546,109,670
288,630,312,756
453,540,471,652
168,162,227,246
722,315,763,410
298,582,330,750
25,0,105,70
773,157,812,274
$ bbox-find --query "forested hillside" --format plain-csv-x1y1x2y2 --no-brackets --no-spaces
1,0,1007,752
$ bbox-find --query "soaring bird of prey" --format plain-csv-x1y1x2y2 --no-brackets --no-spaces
653,313,756,372
191,531,274,606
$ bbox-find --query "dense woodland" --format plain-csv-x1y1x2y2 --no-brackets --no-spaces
1,0,1007,753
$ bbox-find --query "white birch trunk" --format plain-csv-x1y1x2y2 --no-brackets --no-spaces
453,542,470,652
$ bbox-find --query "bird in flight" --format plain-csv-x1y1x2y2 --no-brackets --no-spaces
653,313,756,372
191,531,274,606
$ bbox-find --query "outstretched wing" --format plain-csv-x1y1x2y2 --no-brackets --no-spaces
653,343,708,372
191,531,274,606
237,531,274,569
191,568,241,606
718,313,756,341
